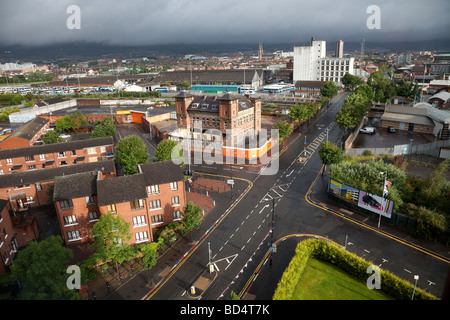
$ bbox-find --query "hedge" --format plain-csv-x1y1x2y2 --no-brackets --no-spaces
272,239,437,300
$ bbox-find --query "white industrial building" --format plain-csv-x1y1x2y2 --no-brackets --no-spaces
293,39,354,84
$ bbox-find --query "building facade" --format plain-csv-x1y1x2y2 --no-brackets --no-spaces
0,137,114,175
53,161,186,245
293,39,354,84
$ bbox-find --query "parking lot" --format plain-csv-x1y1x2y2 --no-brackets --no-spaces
352,125,436,149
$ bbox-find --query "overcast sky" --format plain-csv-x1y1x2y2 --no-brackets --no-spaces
1,0,449,47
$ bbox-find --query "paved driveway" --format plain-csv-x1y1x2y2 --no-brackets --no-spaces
353,127,436,148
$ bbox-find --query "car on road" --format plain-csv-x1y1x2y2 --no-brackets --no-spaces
360,127,376,134
362,194,380,208
388,126,396,133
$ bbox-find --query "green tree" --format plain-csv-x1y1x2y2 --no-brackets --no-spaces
139,242,159,269
318,141,343,174
91,117,117,138
273,121,293,139
11,236,82,300
335,104,360,129
181,201,203,234
289,102,317,122
55,111,88,132
342,73,362,90
320,81,338,98
154,139,182,162
42,129,62,144
91,212,135,272
116,135,148,174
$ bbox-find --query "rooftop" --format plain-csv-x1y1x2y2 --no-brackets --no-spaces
53,171,98,201
0,159,115,189
45,104,176,117
97,173,147,206
7,116,49,141
0,136,114,160
138,160,184,186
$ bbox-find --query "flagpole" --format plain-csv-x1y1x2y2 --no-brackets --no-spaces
379,171,387,228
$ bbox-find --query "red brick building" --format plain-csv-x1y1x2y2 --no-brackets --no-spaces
0,199,19,275
0,117,50,150
0,137,114,175
53,160,186,245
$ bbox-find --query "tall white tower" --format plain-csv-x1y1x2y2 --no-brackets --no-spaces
293,39,326,82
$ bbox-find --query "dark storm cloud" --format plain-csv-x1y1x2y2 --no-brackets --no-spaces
0,0,449,47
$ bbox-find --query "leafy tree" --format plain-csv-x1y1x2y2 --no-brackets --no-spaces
181,201,203,234
116,135,148,174
42,129,62,144
342,73,362,90
273,121,293,139
91,117,116,138
289,102,318,122
139,243,159,270
335,104,360,129
178,81,191,90
318,141,343,174
154,139,183,162
91,212,135,272
11,236,82,300
320,81,338,98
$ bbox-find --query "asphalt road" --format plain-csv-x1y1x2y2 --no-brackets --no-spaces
112,92,449,301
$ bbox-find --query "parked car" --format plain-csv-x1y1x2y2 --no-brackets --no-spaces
362,194,380,208
59,134,71,139
388,126,396,133
360,127,376,134
1,128,12,135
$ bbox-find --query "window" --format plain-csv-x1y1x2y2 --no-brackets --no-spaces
86,196,95,206
71,150,77,156
151,215,163,225
39,154,45,160
147,184,159,195
173,210,182,221
172,196,180,206
6,159,12,165
14,184,30,189
149,199,161,210
59,161,69,166
170,181,178,191
67,230,81,241
130,199,144,210
106,204,116,214
60,199,73,210
63,215,77,226
100,147,106,153
133,215,146,227
136,231,149,243
57,151,66,158
88,211,98,221
87,147,96,154
27,165,36,170
25,155,34,162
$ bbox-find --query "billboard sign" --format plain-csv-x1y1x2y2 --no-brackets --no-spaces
357,190,394,218
329,178,394,219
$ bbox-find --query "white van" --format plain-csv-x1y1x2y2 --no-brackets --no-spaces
360,127,376,134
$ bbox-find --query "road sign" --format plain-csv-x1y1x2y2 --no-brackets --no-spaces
227,179,234,185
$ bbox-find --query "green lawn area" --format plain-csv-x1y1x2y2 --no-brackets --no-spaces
292,258,394,300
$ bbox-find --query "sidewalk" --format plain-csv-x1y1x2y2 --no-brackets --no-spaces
308,168,450,260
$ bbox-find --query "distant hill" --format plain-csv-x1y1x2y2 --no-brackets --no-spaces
1,39,449,64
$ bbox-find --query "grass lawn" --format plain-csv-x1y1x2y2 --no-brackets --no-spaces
292,258,394,300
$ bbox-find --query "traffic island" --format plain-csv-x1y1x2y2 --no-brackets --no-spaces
185,268,218,299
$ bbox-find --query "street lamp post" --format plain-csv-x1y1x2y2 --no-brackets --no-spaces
412,275,419,300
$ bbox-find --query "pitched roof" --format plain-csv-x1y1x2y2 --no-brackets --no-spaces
0,160,115,189
0,137,114,160
53,171,98,201
186,93,253,113
295,80,327,88
9,116,49,141
138,160,184,186
149,69,264,85
96,173,147,206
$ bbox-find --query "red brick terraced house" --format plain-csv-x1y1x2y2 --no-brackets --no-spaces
0,137,115,175
53,160,186,245
0,116,50,150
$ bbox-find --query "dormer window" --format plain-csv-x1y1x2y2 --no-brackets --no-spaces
192,103,199,108
211,104,218,110
201,104,209,109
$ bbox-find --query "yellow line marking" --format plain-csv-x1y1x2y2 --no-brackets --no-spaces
144,172,253,300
